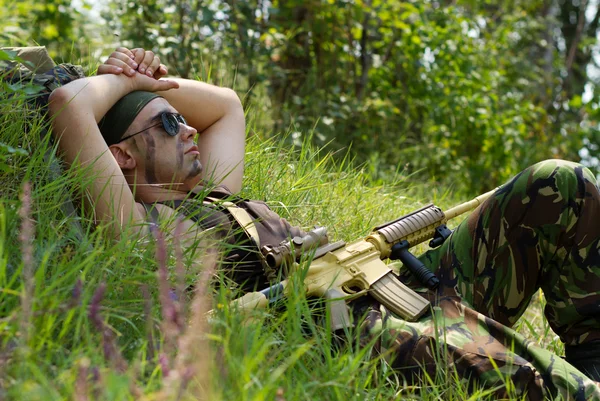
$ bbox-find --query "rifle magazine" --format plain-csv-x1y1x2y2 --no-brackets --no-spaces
370,273,430,321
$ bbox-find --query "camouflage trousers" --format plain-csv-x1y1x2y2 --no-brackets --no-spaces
360,159,600,400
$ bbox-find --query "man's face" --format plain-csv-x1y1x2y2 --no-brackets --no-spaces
122,98,203,191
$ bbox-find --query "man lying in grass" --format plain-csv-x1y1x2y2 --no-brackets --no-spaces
49,46,600,400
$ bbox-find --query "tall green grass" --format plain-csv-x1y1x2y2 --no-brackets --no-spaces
0,78,554,401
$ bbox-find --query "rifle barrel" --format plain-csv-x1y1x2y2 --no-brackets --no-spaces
444,188,497,220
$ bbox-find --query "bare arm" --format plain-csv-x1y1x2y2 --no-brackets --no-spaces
49,72,179,237
157,79,246,193
99,47,246,193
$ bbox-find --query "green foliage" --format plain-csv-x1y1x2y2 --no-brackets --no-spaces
257,0,596,192
1,0,96,62
96,0,600,192
0,142,27,173
0,50,34,176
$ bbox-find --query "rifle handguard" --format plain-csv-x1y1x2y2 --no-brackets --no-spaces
375,204,445,248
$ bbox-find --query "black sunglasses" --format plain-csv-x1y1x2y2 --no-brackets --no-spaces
116,112,188,144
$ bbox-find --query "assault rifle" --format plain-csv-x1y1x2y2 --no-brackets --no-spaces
221,189,496,328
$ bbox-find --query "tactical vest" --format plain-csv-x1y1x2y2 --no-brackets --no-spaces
147,187,307,292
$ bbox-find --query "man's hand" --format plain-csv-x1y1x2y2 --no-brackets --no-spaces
98,47,168,79
131,48,168,79
130,70,179,92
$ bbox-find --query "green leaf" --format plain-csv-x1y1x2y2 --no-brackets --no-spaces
0,49,19,61
0,142,28,157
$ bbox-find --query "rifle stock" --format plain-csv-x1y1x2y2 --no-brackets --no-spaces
215,188,497,324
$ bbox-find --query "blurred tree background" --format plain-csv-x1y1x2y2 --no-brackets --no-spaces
3,0,600,194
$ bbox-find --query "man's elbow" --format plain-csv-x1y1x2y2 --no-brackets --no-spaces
222,88,243,113
48,87,72,118
48,87,81,144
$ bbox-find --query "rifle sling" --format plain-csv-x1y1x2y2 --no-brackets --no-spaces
208,197,261,248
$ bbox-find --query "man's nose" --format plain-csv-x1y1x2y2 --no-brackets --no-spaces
180,123,197,140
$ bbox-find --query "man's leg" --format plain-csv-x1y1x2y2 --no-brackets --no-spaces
417,159,600,378
363,160,600,397
358,296,600,399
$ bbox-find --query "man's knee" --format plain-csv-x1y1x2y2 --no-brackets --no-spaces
530,158,585,177
522,159,597,197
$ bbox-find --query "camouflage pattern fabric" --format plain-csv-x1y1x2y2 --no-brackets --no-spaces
3,62,86,111
358,159,600,400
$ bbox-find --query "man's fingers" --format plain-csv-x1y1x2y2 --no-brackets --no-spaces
132,48,146,66
97,64,123,75
105,57,137,76
153,64,168,79
134,72,179,92
109,49,138,70
115,47,135,60
128,48,163,79
156,79,179,91
146,56,162,77
138,50,155,75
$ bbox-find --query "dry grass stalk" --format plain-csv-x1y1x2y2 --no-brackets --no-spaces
275,387,286,401
88,283,128,373
153,221,217,401
173,218,187,313
169,248,217,400
74,358,90,401
18,181,34,346
141,284,156,362
152,226,183,361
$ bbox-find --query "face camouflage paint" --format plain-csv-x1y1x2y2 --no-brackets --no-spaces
143,134,159,184
186,159,203,180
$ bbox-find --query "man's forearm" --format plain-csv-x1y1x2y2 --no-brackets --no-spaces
50,74,135,123
156,78,242,132
158,78,246,192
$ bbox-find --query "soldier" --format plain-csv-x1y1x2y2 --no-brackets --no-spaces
49,47,600,400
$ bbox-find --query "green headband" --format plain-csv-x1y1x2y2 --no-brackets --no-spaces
98,91,163,146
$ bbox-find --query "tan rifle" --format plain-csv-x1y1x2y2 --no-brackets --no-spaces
220,189,496,328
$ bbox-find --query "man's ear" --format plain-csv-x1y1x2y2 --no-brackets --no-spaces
109,144,137,170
